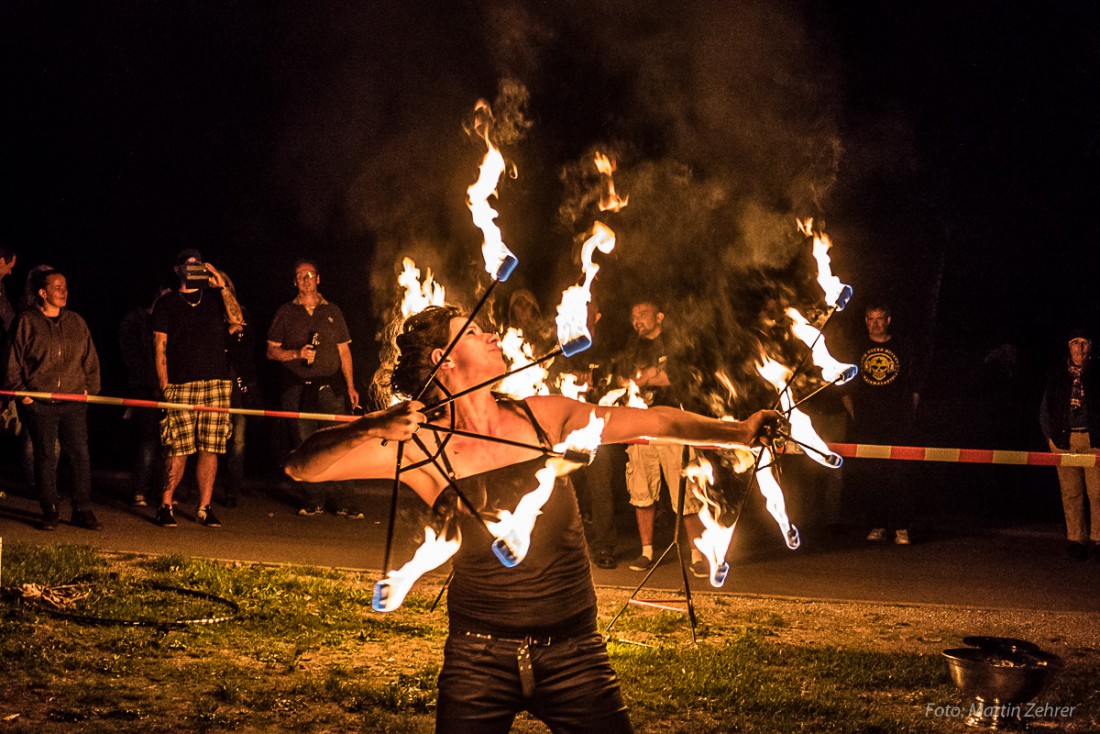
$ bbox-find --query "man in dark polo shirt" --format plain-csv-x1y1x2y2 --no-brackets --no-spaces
151,249,244,528
267,259,360,516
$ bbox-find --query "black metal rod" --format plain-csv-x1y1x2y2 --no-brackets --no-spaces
381,442,405,576
777,431,836,462
772,304,840,411
421,422,556,456
787,373,848,413
414,280,499,402
410,434,500,541
424,347,564,413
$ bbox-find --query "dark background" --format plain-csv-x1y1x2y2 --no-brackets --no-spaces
2,1,1097,523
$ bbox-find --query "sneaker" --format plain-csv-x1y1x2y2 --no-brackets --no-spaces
628,554,654,571
593,550,617,570
39,504,60,531
131,493,148,507
343,508,365,520
298,505,324,517
866,528,887,542
690,559,709,578
154,504,177,528
197,505,221,528
71,510,102,531
894,529,911,545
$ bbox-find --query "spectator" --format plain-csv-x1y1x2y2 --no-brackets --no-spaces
266,259,361,517
842,302,920,545
5,267,101,530
0,246,16,332
220,273,258,508
151,249,243,528
507,288,556,358
119,287,170,507
1039,329,1100,560
620,299,708,576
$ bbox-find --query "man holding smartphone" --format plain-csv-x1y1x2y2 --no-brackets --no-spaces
151,249,244,528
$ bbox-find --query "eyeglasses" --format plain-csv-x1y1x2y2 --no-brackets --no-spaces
296,272,317,280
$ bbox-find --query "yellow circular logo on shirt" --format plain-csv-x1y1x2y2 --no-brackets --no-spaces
860,347,900,386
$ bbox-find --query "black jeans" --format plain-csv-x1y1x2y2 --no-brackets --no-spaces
436,631,633,733
282,382,352,509
19,401,92,511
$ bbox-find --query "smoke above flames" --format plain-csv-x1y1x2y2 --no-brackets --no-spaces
268,1,847,401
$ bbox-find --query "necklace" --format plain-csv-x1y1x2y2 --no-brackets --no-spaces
179,290,203,307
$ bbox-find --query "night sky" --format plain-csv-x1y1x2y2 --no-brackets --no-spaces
3,1,1097,470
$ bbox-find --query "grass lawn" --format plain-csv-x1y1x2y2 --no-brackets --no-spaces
0,543,1096,733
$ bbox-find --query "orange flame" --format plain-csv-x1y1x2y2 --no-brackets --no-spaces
498,327,550,399
467,101,518,280
754,447,800,549
373,526,461,612
597,379,648,408
684,456,737,587
397,257,446,319
486,412,605,565
798,218,850,309
756,356,842,469
556,221,616,351
594,151,629,212
785,308,857,385
556,373,589,402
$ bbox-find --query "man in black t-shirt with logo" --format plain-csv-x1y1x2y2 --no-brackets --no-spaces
842,303,920,545
151,249,244,529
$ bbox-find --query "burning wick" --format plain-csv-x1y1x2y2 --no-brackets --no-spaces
488,413,604,567
372,527,461,612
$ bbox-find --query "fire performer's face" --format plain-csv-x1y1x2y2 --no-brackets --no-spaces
436,317,505,386
1069,338,1091,367
631,303,663,340
865,309,890,342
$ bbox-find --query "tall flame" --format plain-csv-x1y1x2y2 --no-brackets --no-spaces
497,327,550,399
372,527,461,612
467,101,518,281
685,456,736,587
594,151,629,212
555,221,616,356
556,373,589,402
487,412,605,566
785,307,857,385
798,218,851,311
397,257,446,319
754,447,801,550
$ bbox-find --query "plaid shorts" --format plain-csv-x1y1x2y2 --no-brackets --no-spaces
160,379,232,456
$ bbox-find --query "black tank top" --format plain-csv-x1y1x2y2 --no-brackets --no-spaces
436,400,597,638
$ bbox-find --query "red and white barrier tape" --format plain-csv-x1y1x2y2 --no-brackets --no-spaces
3,390,1093,468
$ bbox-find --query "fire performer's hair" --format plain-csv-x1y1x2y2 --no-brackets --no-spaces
371,305,463,407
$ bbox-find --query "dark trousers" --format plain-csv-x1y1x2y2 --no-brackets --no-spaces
578,446,618,554
282,383,350,508
19,401,92,511
130,406,161,496
436,631,633,734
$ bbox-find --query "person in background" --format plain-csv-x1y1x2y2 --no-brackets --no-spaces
1040,329,1100,561
220,273,258,508
5,267,101,530
842,302,920,545
267,259,361,517
119,287,170,507
620,299,709,576
151,249,243,528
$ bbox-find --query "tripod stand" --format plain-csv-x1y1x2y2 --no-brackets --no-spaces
604,445,700,645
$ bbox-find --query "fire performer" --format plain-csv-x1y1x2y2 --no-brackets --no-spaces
1040,329,1100,561
286,305,782,733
